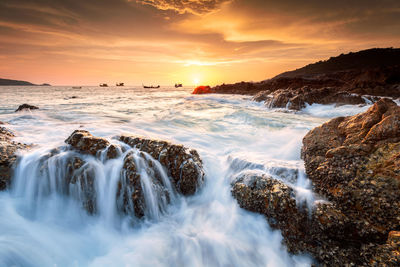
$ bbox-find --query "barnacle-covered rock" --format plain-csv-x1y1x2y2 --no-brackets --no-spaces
300,98,400,265
0,126,31,190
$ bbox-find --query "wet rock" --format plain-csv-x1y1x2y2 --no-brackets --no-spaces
231,172,307,238
300,98,400,265
252,90,271,102
15,104,39,112
65,130,116,158
0,126,30,190
117,150,172,218
264,87,367,110
119,135,205,195
57,130,205,217
231,172,363,265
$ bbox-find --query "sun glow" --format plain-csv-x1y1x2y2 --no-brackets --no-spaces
193,77,200,85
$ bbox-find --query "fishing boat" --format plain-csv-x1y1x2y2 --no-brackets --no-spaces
174,83,183,88
99,83,108,87
116,82,124,86
72,86,82,89
143,84,160,89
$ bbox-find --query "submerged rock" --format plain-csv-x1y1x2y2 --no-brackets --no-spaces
15,104,39,112
0,126,30,190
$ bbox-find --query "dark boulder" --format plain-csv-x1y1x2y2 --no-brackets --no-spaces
15,104,39,112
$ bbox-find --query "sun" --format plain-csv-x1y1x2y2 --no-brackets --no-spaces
193,77,200,86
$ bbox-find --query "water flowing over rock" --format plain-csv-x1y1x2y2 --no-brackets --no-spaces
301,98,400,265
119,135,204,196
22,130,205,218
254,87,368,110
0,127,30,190
15,104,39,112
231,172,361,265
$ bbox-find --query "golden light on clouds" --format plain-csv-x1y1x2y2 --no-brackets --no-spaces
0,0,399,85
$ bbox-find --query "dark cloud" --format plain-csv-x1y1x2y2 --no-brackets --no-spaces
134,0,230,15
227,0,400,38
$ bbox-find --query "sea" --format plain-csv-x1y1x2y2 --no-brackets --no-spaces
0,86,373,267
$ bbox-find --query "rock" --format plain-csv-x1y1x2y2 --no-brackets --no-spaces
192,86,212,94
119,135,204,195
15,104,39,112
65,130,116,158
231,172,362,265
231,99,400,265
252,90,271,102
55,130,205,217
300,98,400,265
231,172,308,241
264,87,367,110
0,126,30,190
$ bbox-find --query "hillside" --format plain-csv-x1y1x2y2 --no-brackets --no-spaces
0,78,50,86
274,47,400,79
212,48,400,96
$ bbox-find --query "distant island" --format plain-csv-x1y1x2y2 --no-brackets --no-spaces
0,78,51,86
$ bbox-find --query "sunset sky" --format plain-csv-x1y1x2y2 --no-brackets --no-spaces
1,0,399,86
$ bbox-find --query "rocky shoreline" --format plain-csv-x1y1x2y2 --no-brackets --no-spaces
1,97,399,265
210,66,400,110
208,49,400,110
232,99,400,266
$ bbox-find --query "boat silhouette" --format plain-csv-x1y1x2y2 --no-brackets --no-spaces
143,84,160,89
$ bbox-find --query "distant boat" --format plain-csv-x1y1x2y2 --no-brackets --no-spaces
99,83,108,87
143,84,160,89
116,82,124,86
174,83,183,88
72,86,82,89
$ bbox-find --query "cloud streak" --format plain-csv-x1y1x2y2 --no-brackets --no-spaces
135,0,230,14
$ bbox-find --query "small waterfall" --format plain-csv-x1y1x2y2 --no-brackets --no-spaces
11,143,179,226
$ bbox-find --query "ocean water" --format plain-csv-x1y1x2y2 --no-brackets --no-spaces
0,86,372,267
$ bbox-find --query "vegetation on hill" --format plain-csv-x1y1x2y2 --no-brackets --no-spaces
275,48,400,79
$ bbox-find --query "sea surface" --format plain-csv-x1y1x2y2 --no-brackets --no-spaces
0,86,372,267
